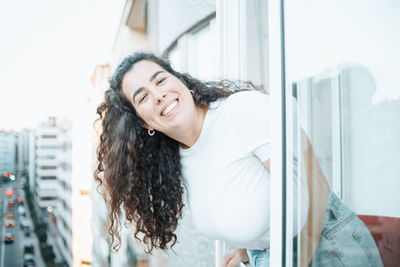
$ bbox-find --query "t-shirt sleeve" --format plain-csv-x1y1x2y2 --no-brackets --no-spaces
252,143,270,162
224,91,271,162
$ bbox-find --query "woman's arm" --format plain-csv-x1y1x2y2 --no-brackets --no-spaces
262,159,270,173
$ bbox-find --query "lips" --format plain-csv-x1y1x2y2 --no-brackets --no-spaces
161,99,178,116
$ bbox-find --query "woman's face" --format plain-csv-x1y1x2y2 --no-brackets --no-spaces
122,60,197,136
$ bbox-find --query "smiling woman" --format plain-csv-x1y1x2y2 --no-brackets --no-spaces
94,52,255,253
121,60,206,147
94,52,382,267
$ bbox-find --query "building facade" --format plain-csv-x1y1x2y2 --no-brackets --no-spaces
0,129,18,178
90,65,114,267
34,117,73,265
54,124,73,266
17,129,31,179
35,118,65,208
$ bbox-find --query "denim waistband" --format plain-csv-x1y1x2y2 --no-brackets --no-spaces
322,191,356,238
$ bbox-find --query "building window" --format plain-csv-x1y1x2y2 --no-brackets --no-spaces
41,135,57,139
38,155,56,160
40,166,57,170
40,196,57,201
41,176,57,180
79,190,89,195
81,260,91,265
39,145,58,149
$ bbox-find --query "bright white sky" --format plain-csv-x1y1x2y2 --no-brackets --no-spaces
0,0,125,130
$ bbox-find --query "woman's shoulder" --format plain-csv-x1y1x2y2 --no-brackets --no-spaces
219,90,270,113
208,90,270,127
225,90,269,106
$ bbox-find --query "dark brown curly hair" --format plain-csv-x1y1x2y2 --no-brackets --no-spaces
94,52,260,253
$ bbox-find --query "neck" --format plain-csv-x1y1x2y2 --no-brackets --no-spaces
175,106,208,149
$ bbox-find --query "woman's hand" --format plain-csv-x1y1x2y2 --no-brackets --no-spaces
222,248,249,267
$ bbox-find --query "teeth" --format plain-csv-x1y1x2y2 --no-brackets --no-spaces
162,101,178,116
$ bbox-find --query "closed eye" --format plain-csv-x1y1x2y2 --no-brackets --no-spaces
157,77,167,85
139,93,148,103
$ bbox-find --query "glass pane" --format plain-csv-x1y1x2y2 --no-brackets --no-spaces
243,0,269,87
215,1,269,265
284,1,399,266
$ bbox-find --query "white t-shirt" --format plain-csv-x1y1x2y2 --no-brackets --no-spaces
180,90,307,250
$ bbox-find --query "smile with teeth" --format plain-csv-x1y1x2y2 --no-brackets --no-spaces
162,100,178,116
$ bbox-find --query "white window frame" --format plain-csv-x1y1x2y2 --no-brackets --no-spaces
215,0,247,265
215,0,288,266
268,0,286,266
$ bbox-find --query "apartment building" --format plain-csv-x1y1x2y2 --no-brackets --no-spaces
90,65,115,267
35,117,62,208
17,129,31,180
0,129,18,177
34,117,72,265
53,124,73,266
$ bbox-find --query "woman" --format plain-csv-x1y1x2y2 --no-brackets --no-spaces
95,52,383,267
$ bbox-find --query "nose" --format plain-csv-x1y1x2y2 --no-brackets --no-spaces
153,90,166,104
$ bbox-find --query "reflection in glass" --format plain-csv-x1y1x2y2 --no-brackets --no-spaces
284,1,399,266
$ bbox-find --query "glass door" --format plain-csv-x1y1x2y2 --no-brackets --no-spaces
281,0,400,266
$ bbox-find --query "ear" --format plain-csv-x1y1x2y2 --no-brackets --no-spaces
140,122,152,131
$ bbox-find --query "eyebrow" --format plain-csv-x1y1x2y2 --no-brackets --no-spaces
132,70,165,102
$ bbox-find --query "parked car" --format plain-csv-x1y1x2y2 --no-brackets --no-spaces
18,205,26,216
22,221,31,237
4,232,14,243
21,220,30,229
23,253,35,267
21,220,31,235
23,241,34,255
23,227,31,237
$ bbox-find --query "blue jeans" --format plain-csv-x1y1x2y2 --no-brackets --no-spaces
247,192,383,267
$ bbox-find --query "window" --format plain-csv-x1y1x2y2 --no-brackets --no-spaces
38,155,56,160
80,190,89,195
212,1,269,265
278,0,400,266
40,197,57,201
80,260,91,266
40,166,57,170
41,135,57,139
41,176,57,180
39,145,58,149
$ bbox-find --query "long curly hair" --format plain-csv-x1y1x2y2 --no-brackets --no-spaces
94,52,260,253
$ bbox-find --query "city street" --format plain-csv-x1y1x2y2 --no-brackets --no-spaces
0,180,44,267
0,181,23,267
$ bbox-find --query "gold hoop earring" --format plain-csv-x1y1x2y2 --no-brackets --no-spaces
148,129,155,136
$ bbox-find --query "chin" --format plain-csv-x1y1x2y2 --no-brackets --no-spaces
165,118,186,131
